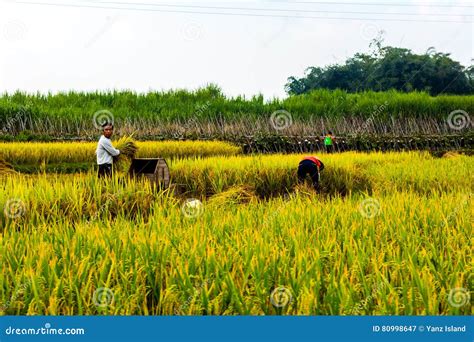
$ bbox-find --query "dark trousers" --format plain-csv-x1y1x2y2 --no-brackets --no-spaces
325,144,334,153
297,160,320,190
98,163,112,178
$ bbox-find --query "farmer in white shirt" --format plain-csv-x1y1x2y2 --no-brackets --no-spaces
96,122,120,178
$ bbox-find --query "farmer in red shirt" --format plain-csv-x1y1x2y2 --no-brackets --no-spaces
297,156,325,191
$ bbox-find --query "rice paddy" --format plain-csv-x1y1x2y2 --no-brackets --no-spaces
0,141,241,165
0,149,472,315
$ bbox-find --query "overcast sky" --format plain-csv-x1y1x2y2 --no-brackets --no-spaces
0,0,472,99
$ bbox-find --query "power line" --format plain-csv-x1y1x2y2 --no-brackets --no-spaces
16,1,473,23
295,1,474,8
99,1,474,17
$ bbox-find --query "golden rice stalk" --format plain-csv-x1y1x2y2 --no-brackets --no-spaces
113,135,138,173
292,183,317,198
442,151,460,159
208,185,257,206
115,136,138,159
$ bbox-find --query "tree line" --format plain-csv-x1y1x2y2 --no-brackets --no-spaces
285,35,473,96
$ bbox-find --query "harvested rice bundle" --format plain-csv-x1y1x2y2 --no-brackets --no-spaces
442,151,461,159
208,185,257,206
0,157,15,175
113,135,138,173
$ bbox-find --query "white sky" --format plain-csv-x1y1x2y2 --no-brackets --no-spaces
0,0,472,99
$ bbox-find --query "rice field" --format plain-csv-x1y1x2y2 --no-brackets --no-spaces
0,150,472,315
0,141,241,165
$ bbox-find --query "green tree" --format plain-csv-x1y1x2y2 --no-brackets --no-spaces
286,38,472,96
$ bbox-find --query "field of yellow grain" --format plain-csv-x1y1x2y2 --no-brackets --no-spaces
0,150,472,315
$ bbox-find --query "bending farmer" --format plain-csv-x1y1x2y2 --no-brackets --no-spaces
297,156,325,191
96,122,120,178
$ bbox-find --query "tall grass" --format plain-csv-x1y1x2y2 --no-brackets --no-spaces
1,87,472,139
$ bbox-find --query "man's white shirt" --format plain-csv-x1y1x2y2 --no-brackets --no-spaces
96,135,120,165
